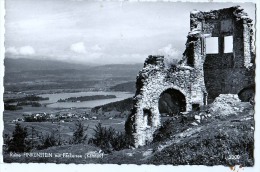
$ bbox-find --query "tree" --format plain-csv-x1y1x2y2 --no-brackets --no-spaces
3,134,11,153
56,122,62,146
39,130,58,149
7,123,30,152
88,123,132,153
71,121,88,144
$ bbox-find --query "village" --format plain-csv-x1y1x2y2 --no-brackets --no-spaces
10,111,106,123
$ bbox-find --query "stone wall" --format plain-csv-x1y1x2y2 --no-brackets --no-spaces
127,6,255,147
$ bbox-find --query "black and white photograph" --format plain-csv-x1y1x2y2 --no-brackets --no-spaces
0,0,257,169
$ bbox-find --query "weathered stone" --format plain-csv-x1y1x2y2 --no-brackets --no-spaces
126,153,133,157
194,115,200,120
142,149,153,157
191,122,198,126
126,6,255,147
209,94,244,116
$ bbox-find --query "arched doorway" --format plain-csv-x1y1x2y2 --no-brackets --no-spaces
158,88,186,116
238,85,255,102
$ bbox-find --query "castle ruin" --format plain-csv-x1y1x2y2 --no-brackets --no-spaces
125,6,255,147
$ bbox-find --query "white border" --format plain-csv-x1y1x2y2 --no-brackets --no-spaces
0,0,5,166
0,0,259,172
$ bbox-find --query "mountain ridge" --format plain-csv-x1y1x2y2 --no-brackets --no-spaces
4,57,143,73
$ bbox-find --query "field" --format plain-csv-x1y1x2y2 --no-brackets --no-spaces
3,101,254,165
3,106,127,141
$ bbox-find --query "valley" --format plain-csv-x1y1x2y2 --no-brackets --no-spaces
2,57,254,166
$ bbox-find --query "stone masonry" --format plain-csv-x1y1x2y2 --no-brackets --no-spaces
125,6,255,147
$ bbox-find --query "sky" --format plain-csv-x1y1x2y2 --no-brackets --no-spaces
4,0,256,65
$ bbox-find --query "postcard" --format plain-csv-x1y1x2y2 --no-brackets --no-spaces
0,0,258,171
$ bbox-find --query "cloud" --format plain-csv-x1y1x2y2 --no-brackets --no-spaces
6,47,19,55
157,44,181,57
90,44,102,51
6,46,35,56
70,42,87,54
157,44,182,67
19,46,35,55
68,43,105,62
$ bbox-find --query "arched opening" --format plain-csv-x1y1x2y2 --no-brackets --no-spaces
238,85,255,102
143,109,152,127
158,88,186,116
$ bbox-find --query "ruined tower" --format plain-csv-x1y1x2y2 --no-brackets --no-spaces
125,6,255,147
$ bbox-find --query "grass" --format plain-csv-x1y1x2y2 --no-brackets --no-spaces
3,100,254,166
148,118,254,166
4,119,126,142
147,102,254,166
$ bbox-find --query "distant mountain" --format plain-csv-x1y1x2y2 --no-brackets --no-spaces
4,58,143,76
110,81,136,93
4,57,90,73
4,57,143,92
86,64,143,78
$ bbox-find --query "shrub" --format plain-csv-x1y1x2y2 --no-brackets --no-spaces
3,134,11,153
38,130,61,149
112,131,133,151
89,123,133,153
70,121,88,144
7,123,30,152
153,117,190,143
88,123,114,152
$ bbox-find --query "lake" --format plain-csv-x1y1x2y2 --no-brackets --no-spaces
39,91,134,108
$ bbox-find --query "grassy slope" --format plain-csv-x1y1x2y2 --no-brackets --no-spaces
4,102,254,166
100,102,255,166
148,109,254,166
91,97,133,114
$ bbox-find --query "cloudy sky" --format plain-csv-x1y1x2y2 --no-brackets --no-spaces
5,0,255,64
